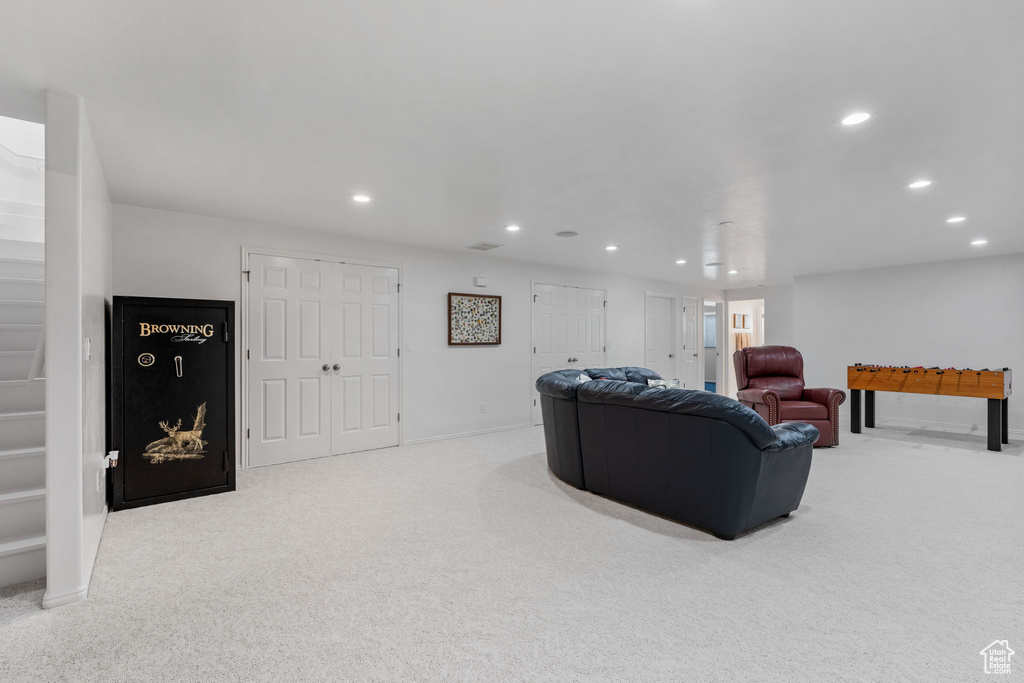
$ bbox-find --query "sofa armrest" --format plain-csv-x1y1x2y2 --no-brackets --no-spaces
736,388,781,424
802,387,846,420
764,422,819,451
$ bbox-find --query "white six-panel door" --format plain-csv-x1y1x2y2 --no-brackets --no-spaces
330,263,400,455
531,283,605,425
644,293,676,380
248,254,399,467
248,255,333,466
680,296,700,389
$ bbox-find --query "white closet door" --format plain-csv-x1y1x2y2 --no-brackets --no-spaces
531,283,605,425
248,255,332,466
680,297,700,389
645,293,676,379
330,263,400,454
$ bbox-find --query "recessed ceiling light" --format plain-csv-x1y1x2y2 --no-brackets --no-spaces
728,270,739,275
555,231,578,238
971,239,988,246
505,224,520,232
675,259,686,264
605,245,618,251
841,112,871,126
352,194,371,203
907,180,932,189
946,216,966,223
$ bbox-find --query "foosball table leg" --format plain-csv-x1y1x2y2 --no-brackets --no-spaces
987,398,1002,452
865,391,875,429
1002,398,1009,445
850,389,861,434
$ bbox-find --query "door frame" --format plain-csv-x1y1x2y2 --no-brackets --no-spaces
530,279,608,425
240,246,403,470
644,291,678,381
701,297,726,394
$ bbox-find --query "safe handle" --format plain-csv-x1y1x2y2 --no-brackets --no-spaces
174,356,183,378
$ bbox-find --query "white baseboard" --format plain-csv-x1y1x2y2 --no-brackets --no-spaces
864,416,1024,439
42,585,87,609
404,423,534,445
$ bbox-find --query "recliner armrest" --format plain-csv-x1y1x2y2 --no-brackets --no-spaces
736,388,781,424
764,422,819,451
736,388,780,405
802,387,846,419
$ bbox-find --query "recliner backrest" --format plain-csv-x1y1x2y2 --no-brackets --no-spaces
734,345,805,400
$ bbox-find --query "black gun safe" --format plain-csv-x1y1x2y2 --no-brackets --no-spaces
110,296,235,510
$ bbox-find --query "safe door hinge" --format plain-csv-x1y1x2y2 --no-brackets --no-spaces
223,321,230,342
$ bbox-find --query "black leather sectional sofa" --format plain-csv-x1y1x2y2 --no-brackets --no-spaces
536,367,819,539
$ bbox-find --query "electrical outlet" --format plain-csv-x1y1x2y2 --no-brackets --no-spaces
480,403,486,413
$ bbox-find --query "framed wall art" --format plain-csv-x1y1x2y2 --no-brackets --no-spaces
448,292,502,345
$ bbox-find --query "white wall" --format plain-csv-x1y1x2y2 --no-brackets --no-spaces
793,253,1024,434
43,92,111,609
0,114,45,242
727,284,793,347
111,204,722,451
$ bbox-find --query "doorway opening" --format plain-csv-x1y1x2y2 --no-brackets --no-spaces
702,299,722,393
725,298,765,398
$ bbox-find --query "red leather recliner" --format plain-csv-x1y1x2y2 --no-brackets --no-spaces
733,345,846,447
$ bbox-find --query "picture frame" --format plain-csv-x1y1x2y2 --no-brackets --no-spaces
448,292,502,345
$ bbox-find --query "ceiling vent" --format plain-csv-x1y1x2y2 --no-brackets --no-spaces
466,242,503,251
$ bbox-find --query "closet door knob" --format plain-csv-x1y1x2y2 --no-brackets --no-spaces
322,364,330,372
333,364,340,371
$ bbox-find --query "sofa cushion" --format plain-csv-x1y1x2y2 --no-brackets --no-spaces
577,379,649,408
779,400,828,421
620,366,663,384
566,382,780,450
583,367,627,381
629,388,777,449
535,369,587,400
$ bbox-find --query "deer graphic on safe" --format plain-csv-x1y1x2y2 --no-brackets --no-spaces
143,402,209,464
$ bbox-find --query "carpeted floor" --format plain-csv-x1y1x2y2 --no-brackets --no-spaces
1,424,1021,682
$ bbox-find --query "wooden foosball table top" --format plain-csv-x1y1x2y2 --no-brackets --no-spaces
847,365,1011,400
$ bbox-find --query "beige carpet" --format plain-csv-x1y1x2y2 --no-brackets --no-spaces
1,424,1021,682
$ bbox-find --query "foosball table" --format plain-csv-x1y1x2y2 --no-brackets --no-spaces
847,365,1012,451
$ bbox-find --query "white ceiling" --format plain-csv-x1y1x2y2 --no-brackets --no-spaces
1,0,1021,287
